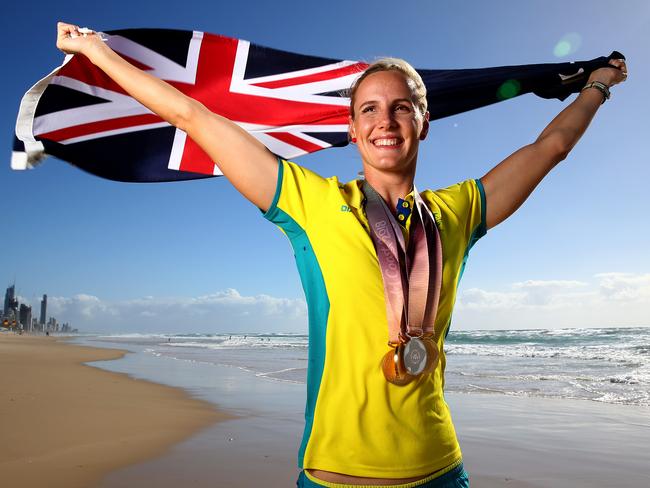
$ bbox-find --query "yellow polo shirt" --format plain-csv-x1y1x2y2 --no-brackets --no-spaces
263,159,486,478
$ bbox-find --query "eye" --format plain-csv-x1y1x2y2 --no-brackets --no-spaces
361,105,376,113
394,104,411,112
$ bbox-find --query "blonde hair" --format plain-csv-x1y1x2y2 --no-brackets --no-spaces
349,57,428,118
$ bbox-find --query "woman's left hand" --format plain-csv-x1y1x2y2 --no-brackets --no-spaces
587,58,628,87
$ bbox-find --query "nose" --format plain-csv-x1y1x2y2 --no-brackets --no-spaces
377,107,396,129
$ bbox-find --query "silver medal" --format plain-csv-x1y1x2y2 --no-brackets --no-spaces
403,337,428,375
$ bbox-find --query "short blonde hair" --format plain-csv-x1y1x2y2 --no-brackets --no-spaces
349,58,428,118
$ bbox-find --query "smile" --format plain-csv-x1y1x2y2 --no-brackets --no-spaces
371,137,403,147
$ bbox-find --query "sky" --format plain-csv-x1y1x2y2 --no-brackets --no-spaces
2,0,649,334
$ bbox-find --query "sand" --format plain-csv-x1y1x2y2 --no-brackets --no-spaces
0,334,227,488
100,386,650,487
4,332,649,487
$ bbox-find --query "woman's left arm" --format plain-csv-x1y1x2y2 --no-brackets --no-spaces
480,58,628,230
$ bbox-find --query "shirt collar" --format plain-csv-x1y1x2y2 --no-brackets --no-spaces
345,179,415,212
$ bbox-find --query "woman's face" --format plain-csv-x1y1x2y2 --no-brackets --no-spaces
349,70,429,178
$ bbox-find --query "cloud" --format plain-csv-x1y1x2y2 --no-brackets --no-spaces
511,279,588,290
459,279,589,310
37,289,307,334
459,288,526,310
595,273,650,302
49,294,117,319
455,273,650,329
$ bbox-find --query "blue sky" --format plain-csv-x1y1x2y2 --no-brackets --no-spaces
2,0,649,333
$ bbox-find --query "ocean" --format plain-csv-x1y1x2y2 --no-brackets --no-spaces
75,326,650,407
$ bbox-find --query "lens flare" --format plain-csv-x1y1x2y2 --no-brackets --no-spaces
497,79,521,100
553,33,582,58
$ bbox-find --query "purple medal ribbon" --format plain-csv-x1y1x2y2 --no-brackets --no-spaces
362,181,442,345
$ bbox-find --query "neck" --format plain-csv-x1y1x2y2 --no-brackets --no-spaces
363,169,415,213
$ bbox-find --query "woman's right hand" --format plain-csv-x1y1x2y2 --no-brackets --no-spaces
52,22,278,211
56,21,105,57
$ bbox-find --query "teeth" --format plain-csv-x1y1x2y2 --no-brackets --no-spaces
373,138,399,146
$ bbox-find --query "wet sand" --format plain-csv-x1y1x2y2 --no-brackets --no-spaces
0,334,227,488
101,392,650,487
4,333,649,487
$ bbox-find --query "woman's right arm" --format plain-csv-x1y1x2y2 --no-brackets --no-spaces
56,22,278,211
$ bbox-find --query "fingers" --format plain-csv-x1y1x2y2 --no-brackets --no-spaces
56,22,104,55
607,58,628,82
58,22,96,39
57,21,79,38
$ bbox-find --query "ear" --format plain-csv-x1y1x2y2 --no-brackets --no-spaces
348,115,356,141
419,112,430,141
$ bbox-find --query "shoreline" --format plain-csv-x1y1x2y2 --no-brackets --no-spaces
100,390,650,488
0,334,229,488
4,332,649,487
84,333,649,488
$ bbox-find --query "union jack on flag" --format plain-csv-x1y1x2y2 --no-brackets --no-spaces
12,28,624,183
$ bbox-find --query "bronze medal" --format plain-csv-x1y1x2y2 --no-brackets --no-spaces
381,344,413,386
421,337,440,375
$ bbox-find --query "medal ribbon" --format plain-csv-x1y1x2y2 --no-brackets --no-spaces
363,181,442,345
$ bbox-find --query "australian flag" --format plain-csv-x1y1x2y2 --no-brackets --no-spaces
12,28,624,183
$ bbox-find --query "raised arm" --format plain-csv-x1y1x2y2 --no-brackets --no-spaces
56,22,278,211
480,58,628,230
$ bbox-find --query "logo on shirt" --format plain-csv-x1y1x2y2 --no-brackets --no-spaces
340,205,352,212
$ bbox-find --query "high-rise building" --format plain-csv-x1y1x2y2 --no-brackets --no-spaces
4,284,17,318
40,294,47,325
19,304,32,332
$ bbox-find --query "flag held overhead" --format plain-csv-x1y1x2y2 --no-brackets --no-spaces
12,28,624,183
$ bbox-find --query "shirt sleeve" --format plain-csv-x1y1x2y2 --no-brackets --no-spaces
262,158,331,238
425,178,487,251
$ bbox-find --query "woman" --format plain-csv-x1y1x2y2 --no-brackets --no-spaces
56,22,627,487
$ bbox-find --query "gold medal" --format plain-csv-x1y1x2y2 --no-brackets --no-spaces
381,344,413,386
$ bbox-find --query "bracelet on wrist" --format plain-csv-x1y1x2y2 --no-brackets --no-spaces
581,81,610,104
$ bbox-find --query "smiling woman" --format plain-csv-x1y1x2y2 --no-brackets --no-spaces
348,62,429,202
53,21,627,487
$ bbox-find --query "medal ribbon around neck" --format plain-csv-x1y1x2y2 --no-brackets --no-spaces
363,180,443,385
362,181,443,346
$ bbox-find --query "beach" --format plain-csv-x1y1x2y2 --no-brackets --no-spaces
2,331,649,487
0,334,225,488
97,393,650,488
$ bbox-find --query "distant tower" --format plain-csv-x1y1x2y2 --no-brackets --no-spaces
40,294,47,325
19,304,32,332
4,284,16,317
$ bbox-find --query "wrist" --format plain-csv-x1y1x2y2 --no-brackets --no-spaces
586,75,613,87
581,80,610,104
82,40,111,65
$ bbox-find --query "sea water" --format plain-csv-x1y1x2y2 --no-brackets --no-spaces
76,326,650,407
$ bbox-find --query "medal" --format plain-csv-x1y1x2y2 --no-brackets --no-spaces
403,337,428,375
402,336,440,375
363,181,443,386
381,344,413,386
422,337,440,375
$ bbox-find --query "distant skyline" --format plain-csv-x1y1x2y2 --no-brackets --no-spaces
3,1,649,333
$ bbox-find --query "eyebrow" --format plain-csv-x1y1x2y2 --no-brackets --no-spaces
358,98,414,108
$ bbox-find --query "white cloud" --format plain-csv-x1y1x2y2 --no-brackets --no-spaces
49,294,117,319
595,272,650,302
459,288,526,310
455,273,650,330
459,279,589,310
511,279,588,289
40,289,307,334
